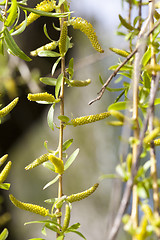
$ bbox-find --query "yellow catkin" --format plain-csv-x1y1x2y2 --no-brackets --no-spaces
71,112,111,126
109,48,129,57
0,154,8,167
48,155,64,174
25,154,49,170
9,194,50,216
27,92,55,102
70,17,104,53
69,79,91,87
0,97,19,117
16,0,56,29
153,139,160,146
143,127,160,144
141,204,154,223
30,41,58,56
62,204,70,232
59,21,68,56
0,161,12,184
67,183,99,203
135,216,148,240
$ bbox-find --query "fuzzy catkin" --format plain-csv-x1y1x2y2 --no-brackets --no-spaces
71,112,111,126
0,97,19,118
67,183,99,203
62,204,70,232
9,195,49,216
48,155,64,174
27,92,55,102
70,17,104,53
30,41,58,56
59,21,68,56
25,154,49,170
0,154,8,167
17,0,56,29
0,161,12,184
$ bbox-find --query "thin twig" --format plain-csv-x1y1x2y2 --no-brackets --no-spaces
89,18,160,105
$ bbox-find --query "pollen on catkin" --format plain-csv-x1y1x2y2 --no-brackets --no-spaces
71,112,111,126
48,154,64,174
25,154,49,170
27,92,55,103
67,183,99,203
0,97,19,118
16,0,56,29
0,154,8,167
62,204,70,232
0,161,12,184
30,41,58,56
9,194,50,216
59,21,68,56
70,17,104,53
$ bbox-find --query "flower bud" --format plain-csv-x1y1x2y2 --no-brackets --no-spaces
68,79,91,87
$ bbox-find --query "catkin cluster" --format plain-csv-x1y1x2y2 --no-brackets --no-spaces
70,17,104,53
71,112,111,126
17,0,56,29
9,195,50,217
67,183,99,203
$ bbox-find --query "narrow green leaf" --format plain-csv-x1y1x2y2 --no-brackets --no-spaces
55,73,63,99
68,230,86,239
43,162,55,171
62,139,73,151
41,226,46,236
64,148,79,171
56,236,64,240
108,101,127,111
99,174,118,180
38,50,60,58
44,198,56,204
47,104,55,131
43,24,53,41
106,87,125,92
67,58,74,78
3,27,31,61
0,40,4,55
5,0,17,27
19,5,71,18
67,223,80,231
142,47,151,66
25,220,60,227
40,77,57,86
43,175,59,189
52,57,62,75
119,14,135,30
11,10,27,36
0,183,10,190
45,223,61,234
0,228,8,240
58,115,70,123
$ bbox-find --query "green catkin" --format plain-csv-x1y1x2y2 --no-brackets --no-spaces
71,112,111,126
143,127,160,144
0,154,8,167
0,97,19,117
48,154,64,174
59,21,68,56
16,0,56,29
69,79,91,87
67,183,99,203
70,17,104,53
109,48,130,57
0,161,12,184
141,204,154,223
9,194,50,216
62,204,70,232
25,154,49,170
30,41,58,56
27,92,55,102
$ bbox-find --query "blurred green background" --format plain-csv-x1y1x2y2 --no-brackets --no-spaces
0,0,129,239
